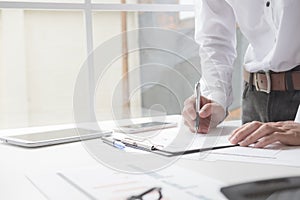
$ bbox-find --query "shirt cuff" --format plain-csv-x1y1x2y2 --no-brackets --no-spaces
200,89,230,122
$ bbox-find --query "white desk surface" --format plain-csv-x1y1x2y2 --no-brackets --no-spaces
1,116,300,200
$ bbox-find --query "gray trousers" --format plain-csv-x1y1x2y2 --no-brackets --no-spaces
242,82,300,124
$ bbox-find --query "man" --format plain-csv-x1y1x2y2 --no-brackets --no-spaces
182,0,300,147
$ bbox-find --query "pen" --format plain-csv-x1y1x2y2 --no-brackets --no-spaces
194,81,201,132
102,136,161,151
122,138,161,151
102,137,126,150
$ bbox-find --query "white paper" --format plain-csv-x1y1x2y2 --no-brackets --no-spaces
57,165,226,200
27,171,90,200
27,165,226,200
182,125,300,167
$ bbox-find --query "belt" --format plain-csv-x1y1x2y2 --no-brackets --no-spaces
244,67,300,93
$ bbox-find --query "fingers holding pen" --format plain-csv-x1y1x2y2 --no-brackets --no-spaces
182,94,225,134
197,116,210,133
196,103,212,133
182,96,211,134
182,96,197,131
198,103,211,118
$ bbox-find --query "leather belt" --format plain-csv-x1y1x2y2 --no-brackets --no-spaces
244,68,300,93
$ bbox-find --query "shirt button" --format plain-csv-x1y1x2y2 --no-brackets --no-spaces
266,1,270,7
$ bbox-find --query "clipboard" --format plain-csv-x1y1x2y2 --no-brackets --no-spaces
102,136,239,157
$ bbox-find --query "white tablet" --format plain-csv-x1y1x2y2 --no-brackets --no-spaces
0,128,112,148
114,121,177,134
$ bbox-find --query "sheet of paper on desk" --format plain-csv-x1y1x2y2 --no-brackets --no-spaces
27,170,90,200
177,119,300,167
27,165,226,200
181,127,282,162
56,165,226,200
198,146,300,167
184,127,300,167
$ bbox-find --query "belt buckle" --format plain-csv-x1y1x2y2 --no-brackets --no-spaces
254,71,271,93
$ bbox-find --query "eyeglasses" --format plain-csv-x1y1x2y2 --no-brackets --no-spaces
126,187,163,200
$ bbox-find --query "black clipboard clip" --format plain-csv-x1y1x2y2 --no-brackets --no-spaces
151,144,239,157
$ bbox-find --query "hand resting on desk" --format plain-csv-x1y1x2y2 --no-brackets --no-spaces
229,121,300,148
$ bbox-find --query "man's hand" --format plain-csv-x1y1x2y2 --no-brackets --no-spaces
182,95,225,133
229,121,300,148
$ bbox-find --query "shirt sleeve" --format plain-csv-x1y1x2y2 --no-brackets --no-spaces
195,0,237,116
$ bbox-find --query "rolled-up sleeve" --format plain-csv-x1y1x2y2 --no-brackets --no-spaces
195,0,237,115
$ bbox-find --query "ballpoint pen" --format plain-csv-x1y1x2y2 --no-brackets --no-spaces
194,81,201,133
122,138,163,151
102,136,126,150
102,136,163,151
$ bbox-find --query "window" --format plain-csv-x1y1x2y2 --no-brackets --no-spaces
0,0,196,129
0,0,245,129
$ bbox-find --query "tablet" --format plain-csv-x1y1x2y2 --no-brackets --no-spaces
114,121,177,134
0,128,112,148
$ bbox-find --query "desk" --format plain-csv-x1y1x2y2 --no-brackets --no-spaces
1,116,300,199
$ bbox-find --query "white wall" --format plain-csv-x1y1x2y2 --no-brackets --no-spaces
93,11,141,120
25,10,86,126
0,10,28,127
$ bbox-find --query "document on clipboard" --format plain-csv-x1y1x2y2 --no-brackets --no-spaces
102,135,238,157
102,125,239,157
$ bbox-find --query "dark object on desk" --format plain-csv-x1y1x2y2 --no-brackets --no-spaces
152,144,239,157
127,187,163,200
0,128,112,148
221,176,300,200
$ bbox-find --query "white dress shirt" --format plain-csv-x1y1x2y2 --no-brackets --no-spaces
195,0,300,112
